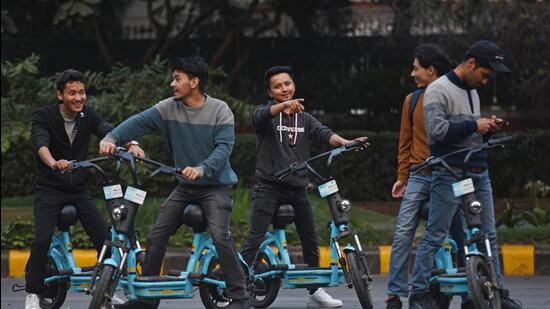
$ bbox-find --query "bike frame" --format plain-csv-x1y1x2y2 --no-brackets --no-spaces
416,137,513,297
253,142,371,290
85,149,229,301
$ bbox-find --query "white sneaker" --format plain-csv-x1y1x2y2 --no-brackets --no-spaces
25,293,40,309
308,288,343,308
111,293,126,304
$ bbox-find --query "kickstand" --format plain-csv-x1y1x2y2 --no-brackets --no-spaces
12,283,26,292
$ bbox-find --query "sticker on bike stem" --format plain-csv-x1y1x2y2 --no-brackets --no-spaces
452,178,475,197
318,180,339,198
103,184,123,200
124,186,147,205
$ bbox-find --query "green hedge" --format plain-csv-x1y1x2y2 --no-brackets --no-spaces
2,130,549,201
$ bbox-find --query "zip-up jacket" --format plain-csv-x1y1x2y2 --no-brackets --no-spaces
31,104,114,192
253,100,334,188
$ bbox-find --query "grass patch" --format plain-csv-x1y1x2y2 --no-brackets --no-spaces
1,195,33,208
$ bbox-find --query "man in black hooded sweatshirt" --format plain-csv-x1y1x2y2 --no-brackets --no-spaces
240,66,368,308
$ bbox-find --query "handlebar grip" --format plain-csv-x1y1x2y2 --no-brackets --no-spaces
274,168,291,180
488,135,513,146
345,140,367,150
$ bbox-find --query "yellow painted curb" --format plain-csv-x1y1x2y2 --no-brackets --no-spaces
501,245,534,276
319,246,331,267
9,249,98,278
9,250,29,278
379,245,391,275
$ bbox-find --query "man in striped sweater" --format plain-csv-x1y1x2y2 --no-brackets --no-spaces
99,56,249,309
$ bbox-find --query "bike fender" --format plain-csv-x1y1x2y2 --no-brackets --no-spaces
48,248,68,270
198,250,218,274
342,245,356,254
261,245,280,265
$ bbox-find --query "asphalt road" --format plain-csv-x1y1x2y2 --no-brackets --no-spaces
3,276,549,308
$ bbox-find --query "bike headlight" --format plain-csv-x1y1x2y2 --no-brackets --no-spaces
339,199,351,212
112,206,127,221
469,201,482,214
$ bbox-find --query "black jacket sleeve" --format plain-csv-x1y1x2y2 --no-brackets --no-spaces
31,108,51,153
306,113,333,144
252,104,274,132
89,107,114,138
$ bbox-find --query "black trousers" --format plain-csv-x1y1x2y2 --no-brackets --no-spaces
25,187,109,294
140,184,247,301
241,182,320,268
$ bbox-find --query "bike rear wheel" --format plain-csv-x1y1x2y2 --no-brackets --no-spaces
88,264,116,309
249,252,281,308
40,258,69,309
345,251,373,309
466,255,501,309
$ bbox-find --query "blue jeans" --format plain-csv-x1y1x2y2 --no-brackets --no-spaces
410,168,503,294
386,173,465,297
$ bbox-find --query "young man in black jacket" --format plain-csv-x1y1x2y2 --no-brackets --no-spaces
25,69,143,309
240,66,368,308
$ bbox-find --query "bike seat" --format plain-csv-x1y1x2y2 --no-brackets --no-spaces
272,204,295,229
182,204,207,233
57,205,78,231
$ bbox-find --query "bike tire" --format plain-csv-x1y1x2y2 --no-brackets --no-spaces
199,257,232,309
430,281,452,309
346,251,373,309
466,255,502,309
249,252,281,308
88,264,116,309
40,258,69,309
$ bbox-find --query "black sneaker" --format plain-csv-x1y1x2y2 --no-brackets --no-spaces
409,291,436,309
500,289,523,309
386,295,403,309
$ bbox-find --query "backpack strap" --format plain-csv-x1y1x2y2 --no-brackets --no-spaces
409,88,425,125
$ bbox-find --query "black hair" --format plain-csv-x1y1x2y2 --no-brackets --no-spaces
264,66,294,90
414,44,451,76
56,69,85,93
172,56,209,93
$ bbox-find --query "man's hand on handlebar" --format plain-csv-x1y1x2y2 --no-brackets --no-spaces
127,145,145,158
52,159,72,171
347,136,369,148
99,140,118,155
181,166,202,181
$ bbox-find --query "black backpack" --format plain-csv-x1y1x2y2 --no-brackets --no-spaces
408,88,425,125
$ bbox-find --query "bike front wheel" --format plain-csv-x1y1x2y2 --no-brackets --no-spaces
249,252,281,308
466,255,501,309
430,281,452,309
345,251,373,309
40,257,69,309
199,257,232,309
88,264,116,309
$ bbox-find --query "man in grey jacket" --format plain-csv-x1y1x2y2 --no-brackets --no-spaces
408,41,522,309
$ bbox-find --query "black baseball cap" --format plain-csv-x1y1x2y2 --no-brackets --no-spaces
465,40,510,73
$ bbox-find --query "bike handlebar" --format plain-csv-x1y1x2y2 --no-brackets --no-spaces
64,148,182,186
410,136,513,176
275,142,367,181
